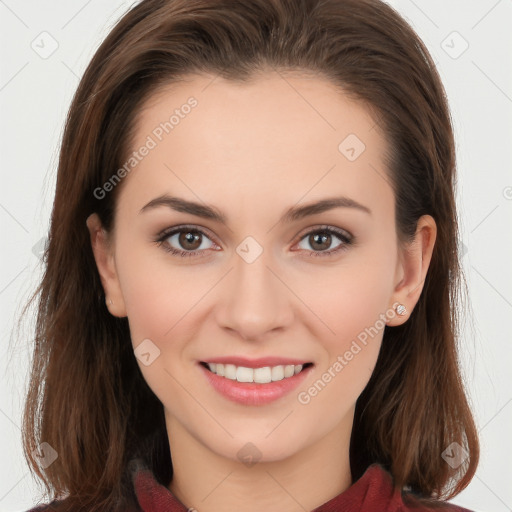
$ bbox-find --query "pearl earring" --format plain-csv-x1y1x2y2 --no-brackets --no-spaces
106,298,113,305
396,304,407,316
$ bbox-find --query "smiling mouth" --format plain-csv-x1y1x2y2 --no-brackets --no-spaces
200,361,314,384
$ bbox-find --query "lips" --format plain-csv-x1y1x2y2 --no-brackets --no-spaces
198,357,314,406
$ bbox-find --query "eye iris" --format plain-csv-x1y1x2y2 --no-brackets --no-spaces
179,231,201,250
310,232,331,251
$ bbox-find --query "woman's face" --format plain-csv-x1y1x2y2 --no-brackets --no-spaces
89,70,419,464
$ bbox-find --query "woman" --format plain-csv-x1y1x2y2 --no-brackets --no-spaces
22,0,479,510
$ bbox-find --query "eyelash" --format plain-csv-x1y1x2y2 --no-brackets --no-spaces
154,224,354,259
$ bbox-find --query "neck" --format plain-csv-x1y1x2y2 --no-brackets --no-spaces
166,410,354,512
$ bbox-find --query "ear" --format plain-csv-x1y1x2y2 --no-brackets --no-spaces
387,214,437,326
86,213,127,317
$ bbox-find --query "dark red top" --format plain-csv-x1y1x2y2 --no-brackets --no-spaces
27,458,474,511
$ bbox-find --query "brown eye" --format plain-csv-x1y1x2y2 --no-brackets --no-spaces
308,232,333,251
178,230,203,250
156,225,217,257
296,227,353,257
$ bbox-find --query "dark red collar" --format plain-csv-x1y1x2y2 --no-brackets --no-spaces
129,458,471,511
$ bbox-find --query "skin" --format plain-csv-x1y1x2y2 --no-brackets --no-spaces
86,69,436,512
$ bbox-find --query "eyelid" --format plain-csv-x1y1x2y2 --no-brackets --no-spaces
294,224,353,242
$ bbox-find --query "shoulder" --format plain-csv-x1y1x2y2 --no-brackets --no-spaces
401,499,474,511
25,503,60,512
24,499,68,512
366,464,475,512
24,498,140,512
401,490,474,511
25,505,55,512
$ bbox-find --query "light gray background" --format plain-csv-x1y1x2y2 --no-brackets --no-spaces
1,1,511,511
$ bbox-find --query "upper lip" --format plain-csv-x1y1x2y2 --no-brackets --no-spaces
200,356,312,368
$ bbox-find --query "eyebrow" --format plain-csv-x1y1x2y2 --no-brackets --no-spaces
139,194,371,223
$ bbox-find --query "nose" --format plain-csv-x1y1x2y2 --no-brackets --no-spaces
215,248,295,342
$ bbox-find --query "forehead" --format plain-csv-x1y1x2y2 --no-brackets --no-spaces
118,70,393,222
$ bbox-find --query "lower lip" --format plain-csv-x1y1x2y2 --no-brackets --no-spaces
198,363,313,406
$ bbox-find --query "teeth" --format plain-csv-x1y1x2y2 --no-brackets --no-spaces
205,363,306,383
237,365,257,383
225,364,237,380
271,365,284,381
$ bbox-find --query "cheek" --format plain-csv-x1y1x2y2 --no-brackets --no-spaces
115,238,203,343
297,254,395,349
120,270,171,344
293,240,395,397
297,282,386,420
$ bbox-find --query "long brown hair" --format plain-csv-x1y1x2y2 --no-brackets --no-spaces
18,0,479,509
